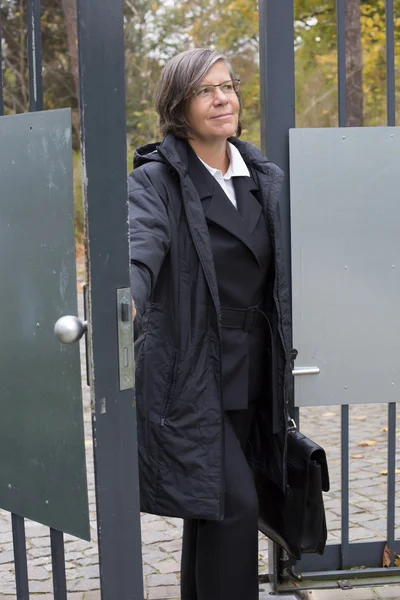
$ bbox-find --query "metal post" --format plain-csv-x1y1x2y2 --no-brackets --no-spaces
50,529,67,600
385,0,396,563
77,0,144,598
385,0,396,126
336,0,346,127
12,514,30,600
259,1,297,594
340,405,350,569
26,0,43,112
259,0,295,302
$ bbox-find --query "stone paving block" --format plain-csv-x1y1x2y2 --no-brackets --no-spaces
308,587,376,599
373,585,400,599
142,548,170,563
26,566,49,580
148,585,180,599
349,527,382,541
147,573,179,587
158,539,182,553
141,530,178,545
82,593,101,600
152,558,180,574
143,563,157,576
68,577,101,592
0,554,13,567
28,579,54,594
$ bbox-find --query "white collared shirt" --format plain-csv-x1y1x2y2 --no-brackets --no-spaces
198,142,250,209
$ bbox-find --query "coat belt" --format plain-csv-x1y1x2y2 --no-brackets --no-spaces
220,305,270,332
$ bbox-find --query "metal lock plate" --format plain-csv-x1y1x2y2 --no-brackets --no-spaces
117,288,134,391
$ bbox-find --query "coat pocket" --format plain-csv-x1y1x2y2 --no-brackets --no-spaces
160,349,179,426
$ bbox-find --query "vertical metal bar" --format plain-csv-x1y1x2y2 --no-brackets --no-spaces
77,0,144,598
259,0,295,590
26,0,43,112
11,514,30,600
385,0,396,126
341,405,350,569
258,0,295,380
337,0,349,568
336,0,347,126
50,529,67,600
259,0,295,300
387,404,396,561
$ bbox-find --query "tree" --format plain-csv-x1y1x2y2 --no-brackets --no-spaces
346,0,363,125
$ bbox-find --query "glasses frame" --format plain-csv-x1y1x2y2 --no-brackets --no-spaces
193,79,241,99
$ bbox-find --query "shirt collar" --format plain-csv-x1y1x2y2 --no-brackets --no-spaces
197,141,250,180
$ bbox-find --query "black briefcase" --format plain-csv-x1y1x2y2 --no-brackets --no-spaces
256,429,330,560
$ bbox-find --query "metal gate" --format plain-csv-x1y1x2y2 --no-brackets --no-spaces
0,0,144,598
259,0,400,592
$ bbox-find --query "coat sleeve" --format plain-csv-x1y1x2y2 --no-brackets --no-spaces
128,167,171,335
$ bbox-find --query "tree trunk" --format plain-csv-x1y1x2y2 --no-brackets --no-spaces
345,0,363,126
60,0,80,144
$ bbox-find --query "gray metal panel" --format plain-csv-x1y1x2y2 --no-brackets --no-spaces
290,127,400,407
0,109,89,539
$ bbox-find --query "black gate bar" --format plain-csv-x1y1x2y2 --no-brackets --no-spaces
385,0,396,126
50,528,67,600
385,0,397,563
77,0,144,597
336,0,346,127
12,514,30,600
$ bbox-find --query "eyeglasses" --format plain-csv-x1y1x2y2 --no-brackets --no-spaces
194,79,240,99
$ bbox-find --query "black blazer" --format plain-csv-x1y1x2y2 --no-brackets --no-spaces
187,148,273,410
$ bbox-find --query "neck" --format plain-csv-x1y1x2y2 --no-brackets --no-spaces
188,138,230,173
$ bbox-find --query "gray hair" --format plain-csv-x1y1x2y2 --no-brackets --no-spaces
155,48,243,139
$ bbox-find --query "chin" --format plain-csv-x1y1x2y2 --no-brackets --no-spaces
210,126,237,139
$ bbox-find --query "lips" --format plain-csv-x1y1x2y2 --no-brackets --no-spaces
211,113,233,120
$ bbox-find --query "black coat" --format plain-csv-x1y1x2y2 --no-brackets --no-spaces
186,147,273,411
129,134,292,521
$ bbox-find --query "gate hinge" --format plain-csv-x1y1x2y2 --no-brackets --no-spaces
337,580,353,590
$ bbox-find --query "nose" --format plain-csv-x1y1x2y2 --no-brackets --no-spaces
213,87,229,105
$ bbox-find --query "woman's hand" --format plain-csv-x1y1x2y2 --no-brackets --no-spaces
132,299,136,321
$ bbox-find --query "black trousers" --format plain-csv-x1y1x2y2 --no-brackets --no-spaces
181,406,259,600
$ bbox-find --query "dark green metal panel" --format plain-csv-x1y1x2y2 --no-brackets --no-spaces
0,108,89,540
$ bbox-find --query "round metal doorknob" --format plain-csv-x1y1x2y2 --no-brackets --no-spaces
54,316,88,344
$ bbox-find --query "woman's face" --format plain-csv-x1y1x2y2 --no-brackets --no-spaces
186,60,240,143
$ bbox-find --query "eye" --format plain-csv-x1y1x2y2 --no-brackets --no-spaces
221,83,234,92
197,86,213,96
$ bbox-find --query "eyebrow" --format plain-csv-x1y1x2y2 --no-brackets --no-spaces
199,79,231,86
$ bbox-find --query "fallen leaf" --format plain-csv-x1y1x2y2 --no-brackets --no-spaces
351,454,364,459
352,415,367,421
380,469,400,476
358,440,378,447
381,427,388,433
394,553,400,568
383,544,391,568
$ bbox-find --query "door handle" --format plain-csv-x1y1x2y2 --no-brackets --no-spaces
292,367,320,376
54,316,88,344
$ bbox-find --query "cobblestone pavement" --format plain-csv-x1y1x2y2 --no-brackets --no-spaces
1,301,400,598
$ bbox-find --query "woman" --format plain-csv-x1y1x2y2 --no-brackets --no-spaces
129,48,292,600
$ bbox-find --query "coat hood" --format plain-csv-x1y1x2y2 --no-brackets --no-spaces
133,142,164,169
